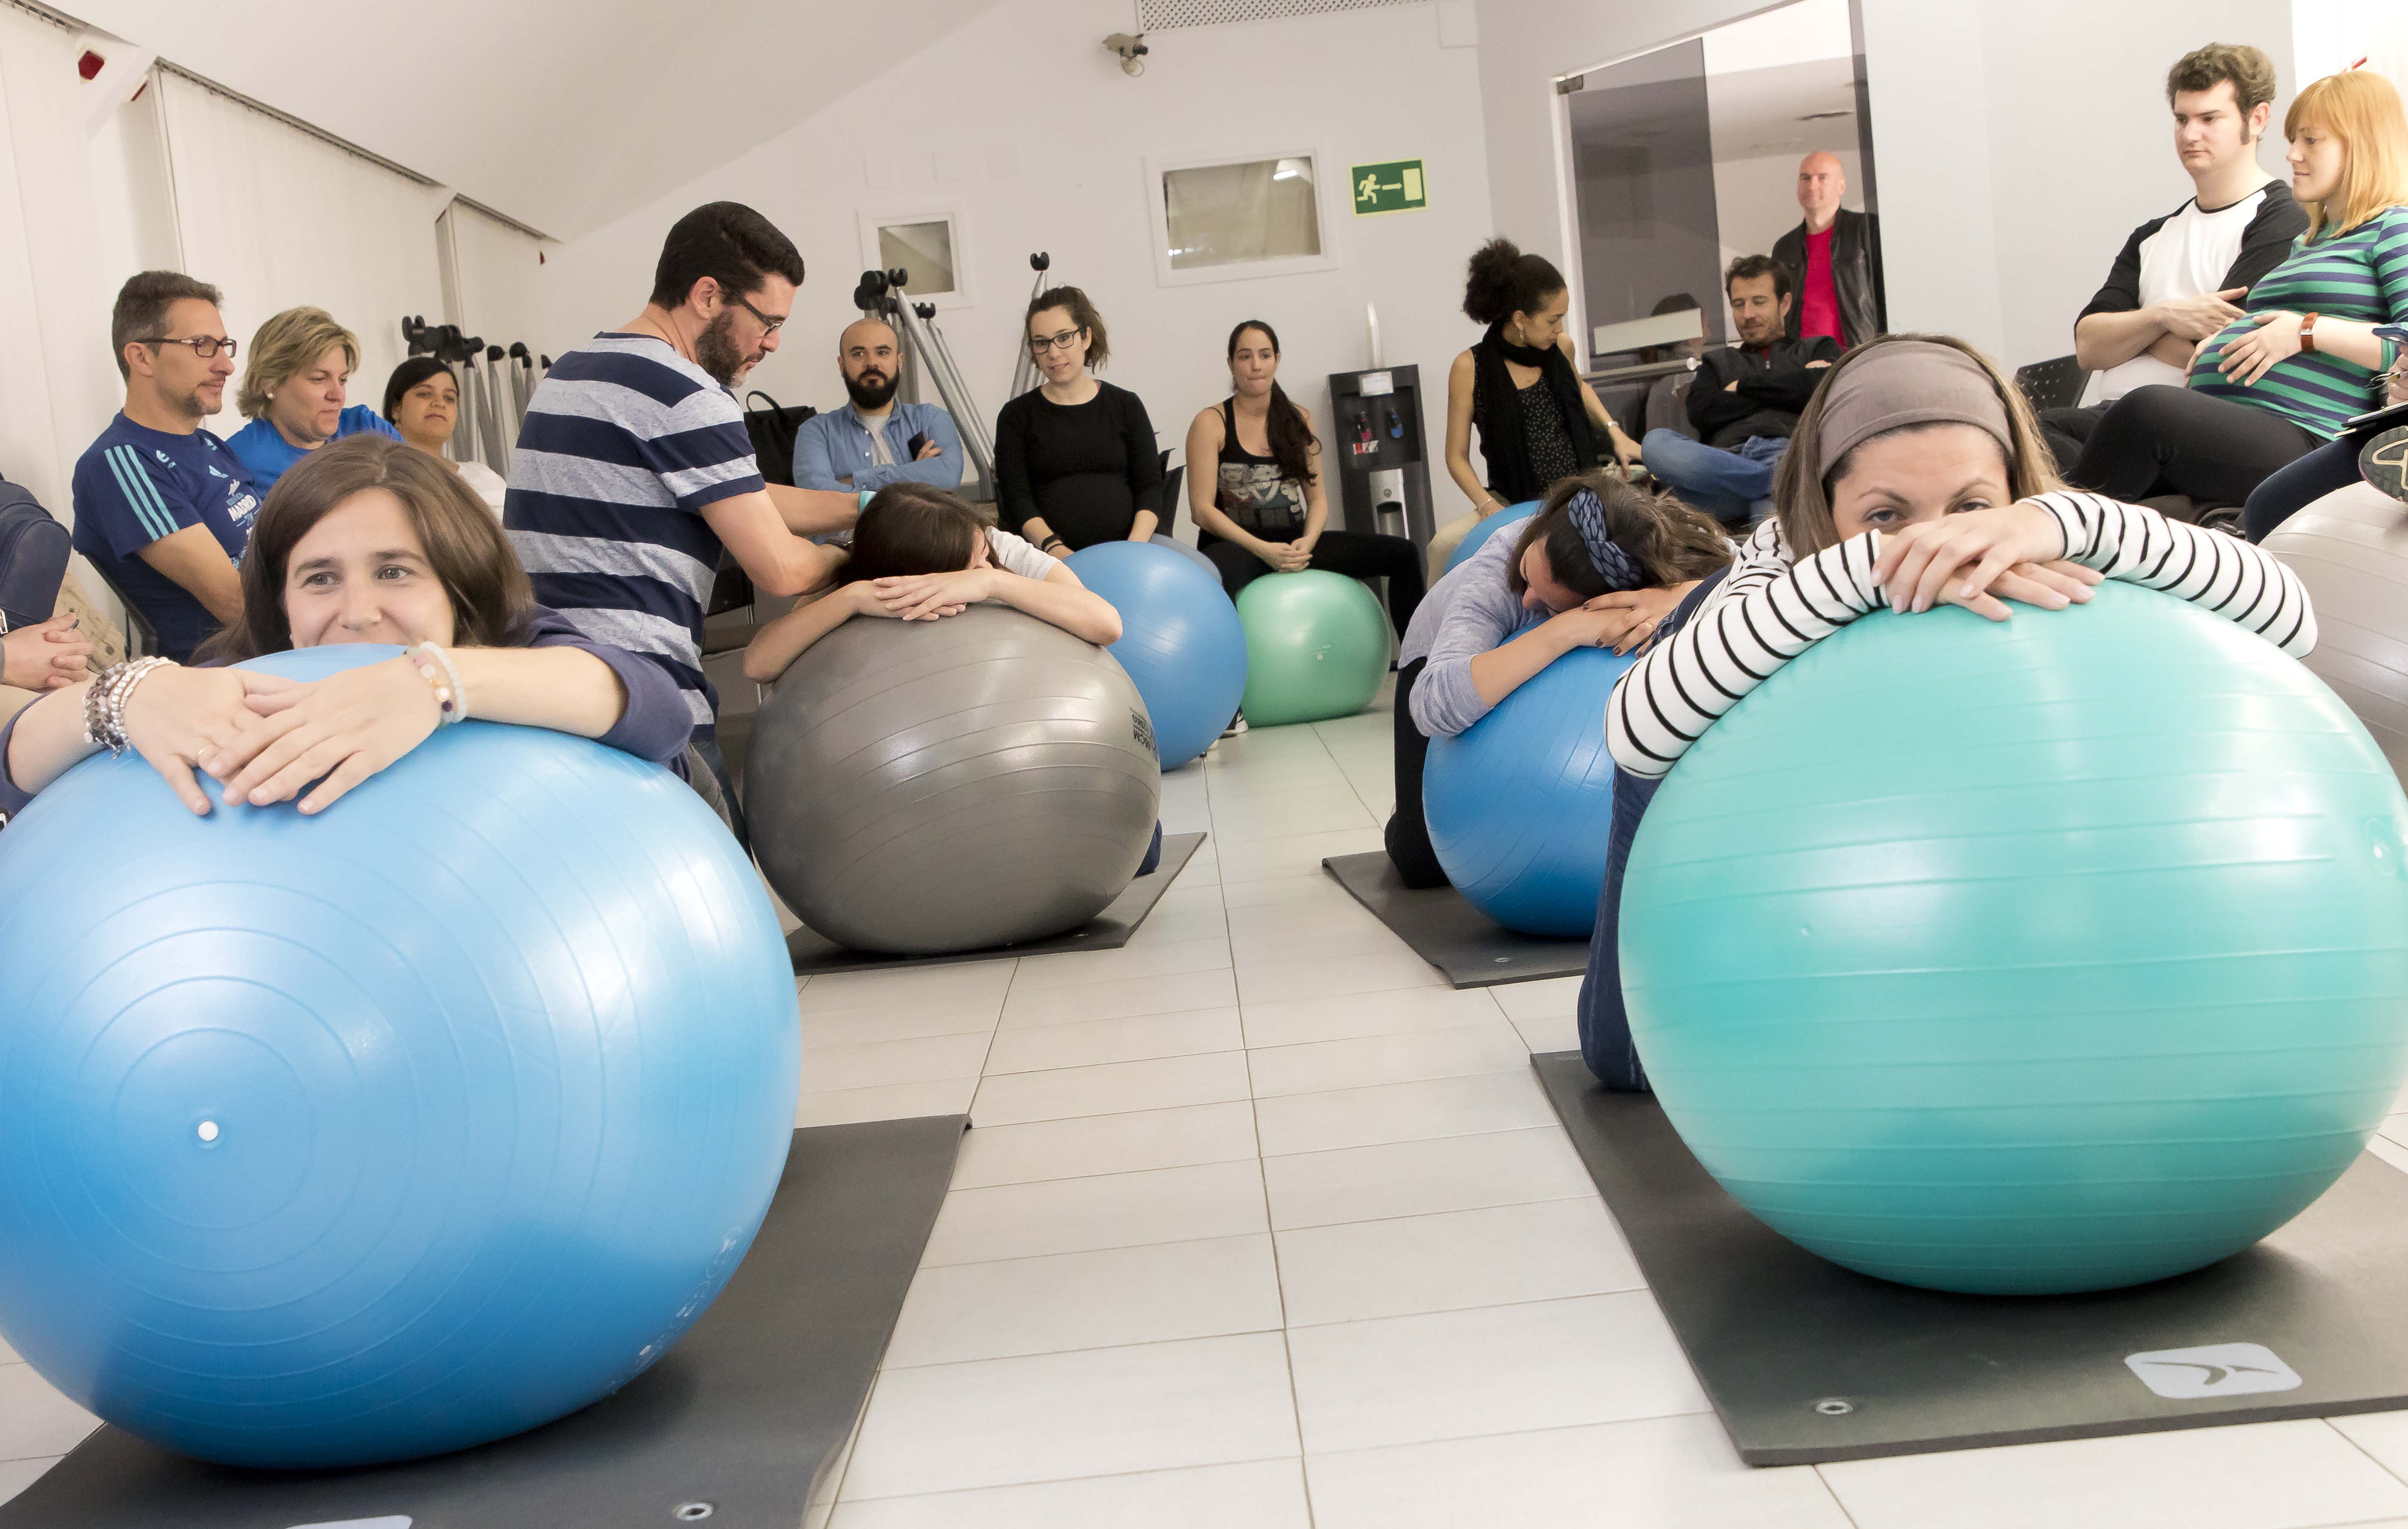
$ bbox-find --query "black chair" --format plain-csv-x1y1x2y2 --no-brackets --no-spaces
2014,355,2087,414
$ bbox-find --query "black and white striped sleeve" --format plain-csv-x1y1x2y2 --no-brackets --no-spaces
1606,531,1887,778
2028,491,2316,657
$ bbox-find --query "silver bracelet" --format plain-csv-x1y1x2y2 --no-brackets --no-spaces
82,657,171,754
415,642,470,724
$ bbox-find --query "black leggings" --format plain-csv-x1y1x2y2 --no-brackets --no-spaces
1382,657,1449,889
2243,437,2364,541
2068,384,2320,507
1200,528,1426,637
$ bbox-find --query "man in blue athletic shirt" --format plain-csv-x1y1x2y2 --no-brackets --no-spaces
71,272,259,661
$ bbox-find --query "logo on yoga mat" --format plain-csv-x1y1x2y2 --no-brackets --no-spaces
2124,1342,2301,1399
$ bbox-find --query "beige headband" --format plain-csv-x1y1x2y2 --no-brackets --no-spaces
1815,340,2014,473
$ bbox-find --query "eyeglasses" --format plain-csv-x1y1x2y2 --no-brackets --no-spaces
139,336,238,360
1029,327,1086,355
727,292,787,336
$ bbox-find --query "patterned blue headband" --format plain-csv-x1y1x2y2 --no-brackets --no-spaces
1566,487,1644,593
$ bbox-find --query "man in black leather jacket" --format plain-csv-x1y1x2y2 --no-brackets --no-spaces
1771,152,1885,349
1639,257,1839,525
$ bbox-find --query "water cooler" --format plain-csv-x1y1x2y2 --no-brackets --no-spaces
1327,365,1434,554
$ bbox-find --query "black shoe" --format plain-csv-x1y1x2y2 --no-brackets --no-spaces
2362,425,2408,505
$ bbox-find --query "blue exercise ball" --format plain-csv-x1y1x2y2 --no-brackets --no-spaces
1444,500,1539,577
1066,539,1246,770
0,644,801,1467
1620,583,2408,1295
1424,646,1633,936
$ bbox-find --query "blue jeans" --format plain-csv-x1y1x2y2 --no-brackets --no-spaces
1571,566,1729,1090
1642,429,1786,526
2243,437,2363,542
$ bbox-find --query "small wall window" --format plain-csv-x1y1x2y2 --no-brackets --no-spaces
858,210,970,307
1147,151,1338,287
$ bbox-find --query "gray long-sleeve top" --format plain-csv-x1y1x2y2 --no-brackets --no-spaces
1397,528,1542,739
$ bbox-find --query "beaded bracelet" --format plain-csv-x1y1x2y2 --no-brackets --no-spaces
406,643,469,726
81,657,171,754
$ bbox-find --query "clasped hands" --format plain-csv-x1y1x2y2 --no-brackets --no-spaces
1869,504,2103,622
125,654,450,817
853,568,993,623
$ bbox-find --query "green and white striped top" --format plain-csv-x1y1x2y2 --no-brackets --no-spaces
2188,205,2408,440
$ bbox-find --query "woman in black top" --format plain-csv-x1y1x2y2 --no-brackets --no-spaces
1182,320,1424,635
1430,239,1641,577
995,287,1165,553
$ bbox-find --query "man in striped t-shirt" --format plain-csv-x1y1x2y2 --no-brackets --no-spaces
505,203,859,787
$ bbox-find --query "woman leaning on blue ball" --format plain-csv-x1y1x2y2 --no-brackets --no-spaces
0,432,692,827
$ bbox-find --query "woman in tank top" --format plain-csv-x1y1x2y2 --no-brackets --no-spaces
1181,320,1424,637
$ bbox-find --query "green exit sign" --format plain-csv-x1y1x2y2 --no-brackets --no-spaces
1350,159,1427,216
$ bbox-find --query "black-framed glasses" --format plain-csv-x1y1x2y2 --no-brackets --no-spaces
1029,326,1085,355
727,292,787,336
138,336,238,360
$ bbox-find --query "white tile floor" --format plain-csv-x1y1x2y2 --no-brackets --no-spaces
12,685,2408,1527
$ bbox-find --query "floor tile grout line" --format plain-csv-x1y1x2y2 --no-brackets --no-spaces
915,1224,1275,1272
1235,929,1319,1529
834,1450,1307,1508
2324,1416,2408,1494
1266,1190,1607,1238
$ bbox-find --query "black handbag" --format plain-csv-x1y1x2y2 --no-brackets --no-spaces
0,477,71,631
742,391,815,489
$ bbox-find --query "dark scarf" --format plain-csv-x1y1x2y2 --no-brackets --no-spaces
1471,325,1597,503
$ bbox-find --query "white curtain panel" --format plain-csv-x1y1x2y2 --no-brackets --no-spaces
444,199,546,352
0,7,123,514
158,71,447,426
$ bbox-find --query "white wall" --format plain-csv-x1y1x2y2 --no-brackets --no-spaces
537,0,1500,520
1473,0,2297,371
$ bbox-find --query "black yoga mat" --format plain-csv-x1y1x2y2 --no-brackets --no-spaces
2,1114,966,1528
1533,1050,2408,1466
1321,851,1590,988
789,831,1205,976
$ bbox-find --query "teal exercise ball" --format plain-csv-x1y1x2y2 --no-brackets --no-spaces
1620,582,2408,1295
1065,539,1246,770
0,644,802,1466
1443,500,1538,577
1235,570,1390,728
1424,646,1633,936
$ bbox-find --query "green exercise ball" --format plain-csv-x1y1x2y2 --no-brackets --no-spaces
1235,570,1390,728
1620,581,2408,1295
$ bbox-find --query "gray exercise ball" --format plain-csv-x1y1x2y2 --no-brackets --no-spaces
2263,480,2408,783
1159,535,1221,580
748,603,1163,955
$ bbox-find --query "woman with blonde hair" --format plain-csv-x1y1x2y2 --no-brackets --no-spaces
226,306,400,494
2073,68,2408,511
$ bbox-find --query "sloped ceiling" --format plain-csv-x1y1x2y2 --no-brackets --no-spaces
66,0,1015,238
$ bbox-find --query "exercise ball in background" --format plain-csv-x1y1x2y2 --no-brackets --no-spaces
1443,499,1539,577
750,604,1161,954
0,644,801,1468
1424,646,1633,936
1154,533,1222,582
1620,582,2408,1296
2262,480,2408,784
1066,539,1246,770
1234,570,1390,727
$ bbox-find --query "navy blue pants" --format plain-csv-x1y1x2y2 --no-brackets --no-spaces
1571,566,1729,1090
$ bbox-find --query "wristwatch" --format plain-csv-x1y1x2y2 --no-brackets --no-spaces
2299,312,2320,355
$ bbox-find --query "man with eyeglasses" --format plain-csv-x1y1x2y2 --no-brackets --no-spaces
506,202,860,831
69,270,261,662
